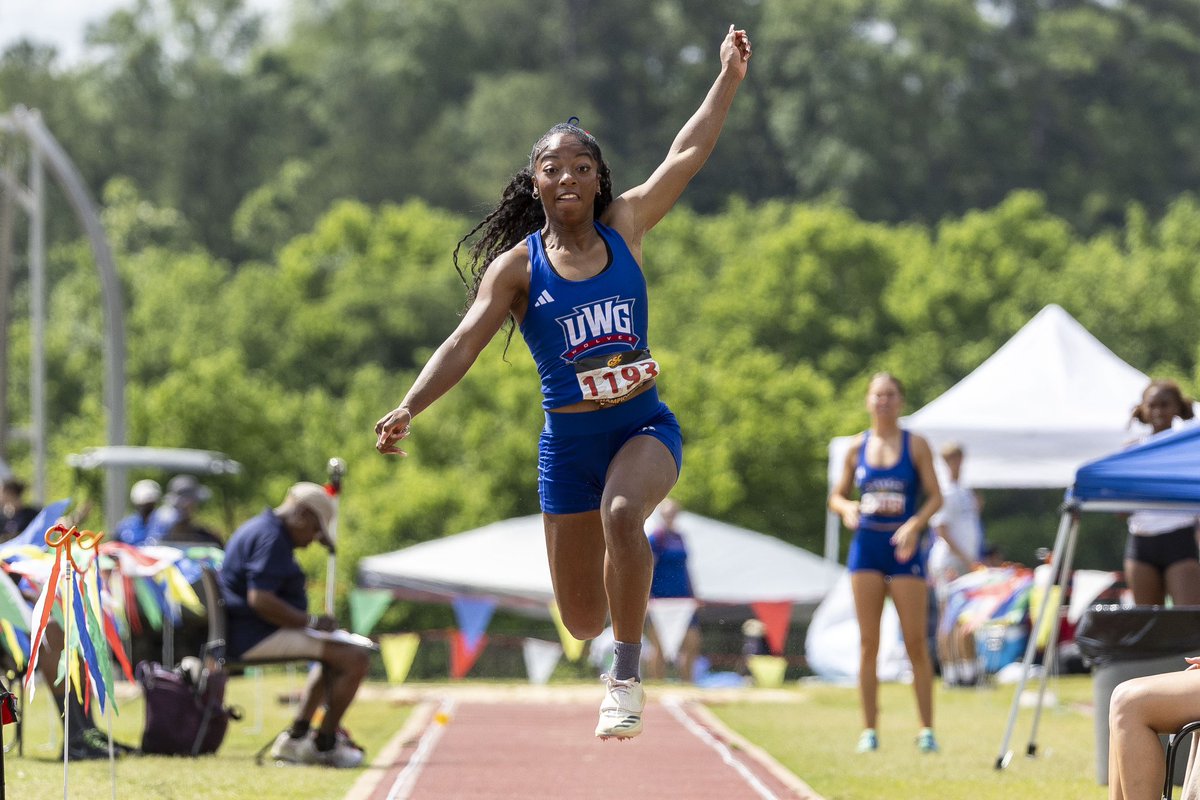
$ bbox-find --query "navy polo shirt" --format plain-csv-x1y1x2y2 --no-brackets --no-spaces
219,509,309,658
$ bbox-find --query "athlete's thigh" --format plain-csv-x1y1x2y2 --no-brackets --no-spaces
1114,668,1200,733
602,434,679,518
887,576,930,643
543,511,608,622
1166,559,1200,605
851,571,887,644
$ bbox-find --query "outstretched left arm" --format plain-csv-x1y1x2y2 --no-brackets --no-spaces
606,25,751,244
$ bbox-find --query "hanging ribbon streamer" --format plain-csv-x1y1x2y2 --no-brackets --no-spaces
24,524,110,713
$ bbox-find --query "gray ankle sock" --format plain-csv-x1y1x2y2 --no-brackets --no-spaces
612,640,642,681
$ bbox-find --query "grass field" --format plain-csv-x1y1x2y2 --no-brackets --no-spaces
709,674,1111,800
1,670,1122,799
2,667,412,800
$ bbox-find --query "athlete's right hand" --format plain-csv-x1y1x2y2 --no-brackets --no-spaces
1185,656,1200,671
839,502,860,531
375,406,412,456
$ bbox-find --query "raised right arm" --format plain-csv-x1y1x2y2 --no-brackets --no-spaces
375,247,528,454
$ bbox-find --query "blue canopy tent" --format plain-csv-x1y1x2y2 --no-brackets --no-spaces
997,425,1200,768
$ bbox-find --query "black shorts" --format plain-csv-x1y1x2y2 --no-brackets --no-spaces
1125,526,1200,572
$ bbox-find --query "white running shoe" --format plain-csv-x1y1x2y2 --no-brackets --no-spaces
297,737,365,768
269,731,307,764
595,673,645,740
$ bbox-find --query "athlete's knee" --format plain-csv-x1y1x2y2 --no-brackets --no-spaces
601,497,650,544
563,614,606,641
558,603,607,640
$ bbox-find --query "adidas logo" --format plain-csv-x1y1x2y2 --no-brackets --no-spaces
533,289,555,308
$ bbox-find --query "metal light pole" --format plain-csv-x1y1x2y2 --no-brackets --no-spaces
0,107,126,524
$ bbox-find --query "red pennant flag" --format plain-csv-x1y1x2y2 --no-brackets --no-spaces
449,631,487,679
751,601,793,656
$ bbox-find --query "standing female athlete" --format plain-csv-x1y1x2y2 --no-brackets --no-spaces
375,25,751,740
1123,379,1200,606
829,372,943,753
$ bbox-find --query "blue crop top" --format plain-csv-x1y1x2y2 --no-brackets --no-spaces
519,221,654,410
854,430,920,533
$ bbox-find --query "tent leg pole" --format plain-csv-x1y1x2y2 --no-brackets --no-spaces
994,510,1074,769
1026,513,1080,757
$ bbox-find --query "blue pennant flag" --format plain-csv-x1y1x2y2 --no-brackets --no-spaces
10,499,72,547
451,596,496,653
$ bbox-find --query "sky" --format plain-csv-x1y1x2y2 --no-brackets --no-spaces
0,0,287,65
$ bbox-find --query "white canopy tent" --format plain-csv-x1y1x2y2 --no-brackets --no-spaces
823,304,1153,560
357,511,845,616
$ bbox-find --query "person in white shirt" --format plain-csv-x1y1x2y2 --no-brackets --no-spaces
928,442,984,686
1124,380,1200,606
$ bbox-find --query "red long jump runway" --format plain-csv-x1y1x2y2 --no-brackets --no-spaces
351,690,822,800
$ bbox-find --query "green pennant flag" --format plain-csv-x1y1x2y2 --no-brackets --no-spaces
349,589,392,636
0,572,31,632
133,579,163,632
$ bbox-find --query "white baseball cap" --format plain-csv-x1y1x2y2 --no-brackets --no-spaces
275,481,335,547
130,479,163,506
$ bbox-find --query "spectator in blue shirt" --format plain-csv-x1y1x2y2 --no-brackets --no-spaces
148,474,223,548
114,479,163,546
219,481,371,769
646,498,701,682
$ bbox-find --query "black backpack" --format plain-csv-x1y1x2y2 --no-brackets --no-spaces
137,658,238,756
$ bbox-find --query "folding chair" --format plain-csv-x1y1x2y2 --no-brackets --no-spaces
1163,720,1200,800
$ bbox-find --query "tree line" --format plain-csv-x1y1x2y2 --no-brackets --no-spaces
7,0,1200,257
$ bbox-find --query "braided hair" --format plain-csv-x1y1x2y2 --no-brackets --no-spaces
452,120,615,352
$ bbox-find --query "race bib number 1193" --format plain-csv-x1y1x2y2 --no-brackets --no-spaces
576,357,660,402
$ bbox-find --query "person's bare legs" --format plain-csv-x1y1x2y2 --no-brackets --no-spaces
601,436,677,646
891,576,934,728
309,642,371,738
678,626,701,683
1126,558,1166,606
1109,668,1200,799
544,510,610,641
644,624,666,681
1166,559,1200,606
851,571,886,731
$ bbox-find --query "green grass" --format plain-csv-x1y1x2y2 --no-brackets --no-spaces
2,670,1117,799
708,675,1109,800
3,668,411,800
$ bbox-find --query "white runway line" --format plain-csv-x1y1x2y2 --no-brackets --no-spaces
385,698,457,800
663,697,781,800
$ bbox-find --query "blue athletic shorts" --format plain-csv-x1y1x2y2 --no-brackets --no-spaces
538,387,683,515
847,528,927,579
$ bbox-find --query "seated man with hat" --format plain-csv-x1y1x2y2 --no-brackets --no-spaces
151,474,223,548
219,481,373,768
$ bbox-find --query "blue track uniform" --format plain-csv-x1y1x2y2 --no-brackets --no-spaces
847,430,926,578
520,222,683,514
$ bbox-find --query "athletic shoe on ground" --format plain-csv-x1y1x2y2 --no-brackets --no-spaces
269,731,307,764
917,729,939,754
595,673,645,740
856,729,878,753
297,737,365,768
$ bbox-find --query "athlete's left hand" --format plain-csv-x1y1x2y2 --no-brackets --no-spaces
721,25,752,80
891,520,922,562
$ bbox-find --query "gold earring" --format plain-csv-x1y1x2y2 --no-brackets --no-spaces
532,187,540,199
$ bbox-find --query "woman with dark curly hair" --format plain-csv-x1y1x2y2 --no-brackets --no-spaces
1123,379,1200,606
375,25,751,741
